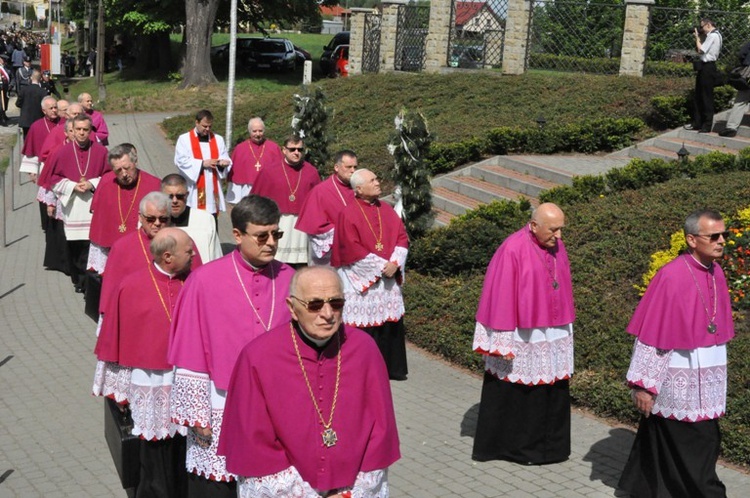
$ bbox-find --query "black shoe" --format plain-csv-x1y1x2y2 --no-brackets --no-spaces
699,126,712,133
720,129,738,137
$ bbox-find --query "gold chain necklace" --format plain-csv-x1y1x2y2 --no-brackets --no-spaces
116,173,142,233
290,323,341,448
74,142,92,182
248,140,265,171
684,254,718,334
137,229,154,267
232,251,276,331
281,160,303,202
355,198,384,252
528,228,558,289
145,263,183,322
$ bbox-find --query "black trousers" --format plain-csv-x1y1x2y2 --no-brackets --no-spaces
618,415,726,498
186,472,236,498
361,318,408,380
136,436,188,498
43,218,70,274
693,61,718,130
67,240,90,291
472,373,571,465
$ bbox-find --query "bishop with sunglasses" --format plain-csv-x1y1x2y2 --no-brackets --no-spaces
219,266,400,498
619,209,735,497
168,195,294,497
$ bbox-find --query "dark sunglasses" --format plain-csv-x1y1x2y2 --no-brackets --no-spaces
142,215,170,224
168,193,187,201
290,296,346,312
692,231,729,242
285,147,305,152
247,230,284,244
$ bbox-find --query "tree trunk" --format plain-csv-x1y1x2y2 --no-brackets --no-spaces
180,0,220,88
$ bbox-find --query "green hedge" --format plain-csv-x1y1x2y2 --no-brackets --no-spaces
528,53,696,78
539,149,749,206
426,117,645,176
405,171,750,465
648,85,736,129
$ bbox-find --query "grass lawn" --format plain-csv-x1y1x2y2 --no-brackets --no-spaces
64,68,694,178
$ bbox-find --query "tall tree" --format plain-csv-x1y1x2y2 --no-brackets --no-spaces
181,0,222,87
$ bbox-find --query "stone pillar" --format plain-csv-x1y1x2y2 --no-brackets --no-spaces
619,0,654,77
380,1,407,72
502,0,533,75
424,0,453,73
349,8,375,76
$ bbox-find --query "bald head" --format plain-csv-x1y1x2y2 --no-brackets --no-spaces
57,99,69,116
151,227,194,276
287,266,345,341
530,203,565,249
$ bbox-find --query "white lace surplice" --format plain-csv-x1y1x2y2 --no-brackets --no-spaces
473,322,574,385
238,467,388,498
171,368,235,482
339,247,407,327
626,339,727,422
92,361,186,440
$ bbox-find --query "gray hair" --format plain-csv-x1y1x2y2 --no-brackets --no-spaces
247,117,265,131
108,143,138,165
684,209,723,236
41,96,57,110
349,168,373,190
139,191,170,215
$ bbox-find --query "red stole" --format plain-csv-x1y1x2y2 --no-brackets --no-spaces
190,131,219,210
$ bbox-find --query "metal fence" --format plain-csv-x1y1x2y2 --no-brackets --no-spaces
646,7,750,77
395,5,430,72
362,12,382,74
448,0,508,69
528,1,626,74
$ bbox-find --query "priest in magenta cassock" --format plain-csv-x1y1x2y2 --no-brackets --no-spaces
93,228,198,497
168,195,294,498
618,209,734,498
218,266,400,498
87,143,162,273
251,135,320,265
174,109,231,216
225,117,281,204
42,113,109,293
471,202,575,465
295,150,358,266
331,169,409,381
19,96,59,231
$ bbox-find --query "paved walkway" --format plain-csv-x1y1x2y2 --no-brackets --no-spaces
2,113,749,497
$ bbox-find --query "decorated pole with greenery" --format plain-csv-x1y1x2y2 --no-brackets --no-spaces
291,86,332,176
387,108,434,239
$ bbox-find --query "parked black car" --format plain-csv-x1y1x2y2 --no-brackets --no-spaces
212,37,309,71
320,31,350,73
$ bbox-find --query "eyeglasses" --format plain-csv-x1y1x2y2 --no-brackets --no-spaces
285,147,305,152
168,193,187,201
142,215,170,224
246,230,284,244
290,295,346,312
692,231,729,242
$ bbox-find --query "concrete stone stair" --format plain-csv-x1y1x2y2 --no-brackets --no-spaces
431,109,750,226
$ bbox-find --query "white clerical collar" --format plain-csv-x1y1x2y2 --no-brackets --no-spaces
153,262,176,278
298,326,333,347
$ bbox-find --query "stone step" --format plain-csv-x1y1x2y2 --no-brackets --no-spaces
437,175,540,206
431,186,483,217
468,163,559,198
489,156,574,185
432,207,453,227
627,144,682,162
671,130,750,151
651,137,737,156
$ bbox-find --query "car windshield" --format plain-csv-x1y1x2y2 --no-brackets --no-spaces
255,40,286,52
